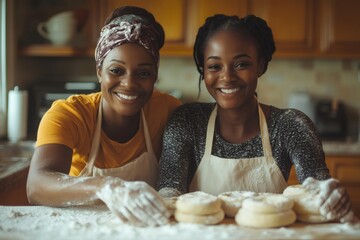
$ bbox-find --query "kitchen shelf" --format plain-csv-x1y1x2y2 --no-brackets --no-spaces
19,44,94,57
19,44,194,58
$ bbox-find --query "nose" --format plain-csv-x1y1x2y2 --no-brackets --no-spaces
220,67,236,82
120,73,137,87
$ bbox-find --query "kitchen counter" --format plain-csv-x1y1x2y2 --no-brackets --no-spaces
0,141,34,205
323,141,360,156
1,205,360,240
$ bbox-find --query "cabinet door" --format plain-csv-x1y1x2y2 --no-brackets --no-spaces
319,0,360,57
249,0,317,57
99,0,187,43
187,0,249,45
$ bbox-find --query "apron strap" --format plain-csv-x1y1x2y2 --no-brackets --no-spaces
204,101,273,159
141,109,155,157
79,97,102,176
258,105,273,158
204,104,217,158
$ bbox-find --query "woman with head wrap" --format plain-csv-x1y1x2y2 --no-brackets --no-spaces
27,6,181,227
158,14,354,223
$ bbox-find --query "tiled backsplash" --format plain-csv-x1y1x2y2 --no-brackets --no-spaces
157,58,360,141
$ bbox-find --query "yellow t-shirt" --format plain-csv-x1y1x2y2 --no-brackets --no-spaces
36,91,181,176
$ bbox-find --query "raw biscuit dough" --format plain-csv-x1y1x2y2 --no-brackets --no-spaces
241,194,294,214
176,191,221,215
234,193,296,228
283,185,330,223
174,209,225,225
218,191,258,217
235,208,296,228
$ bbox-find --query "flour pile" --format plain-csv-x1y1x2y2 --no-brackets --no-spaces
1,206,360,240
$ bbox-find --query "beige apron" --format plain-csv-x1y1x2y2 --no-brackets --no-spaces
190,103,287,195
78,98,158,187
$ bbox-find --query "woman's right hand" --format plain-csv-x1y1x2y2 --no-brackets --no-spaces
96,178,170,227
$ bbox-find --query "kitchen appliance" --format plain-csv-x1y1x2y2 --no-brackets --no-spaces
315,99,347,141
288,91,315,122
29,81,100,138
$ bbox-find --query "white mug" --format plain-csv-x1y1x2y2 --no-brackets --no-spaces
37,11,77,45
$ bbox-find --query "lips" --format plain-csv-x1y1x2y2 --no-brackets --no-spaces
115,92,139,100
220,87,240,94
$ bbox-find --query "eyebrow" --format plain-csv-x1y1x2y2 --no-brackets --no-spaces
110,59,153,67
206,54,251,61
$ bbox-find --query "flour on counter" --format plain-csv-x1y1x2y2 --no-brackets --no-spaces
1,206,360,240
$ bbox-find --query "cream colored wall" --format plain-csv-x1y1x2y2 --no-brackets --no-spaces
157,58,360,140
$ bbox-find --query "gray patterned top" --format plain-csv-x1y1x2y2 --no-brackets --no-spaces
157,102,330,194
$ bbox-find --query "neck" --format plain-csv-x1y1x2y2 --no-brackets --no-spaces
216,98,260,144
101,102,141,143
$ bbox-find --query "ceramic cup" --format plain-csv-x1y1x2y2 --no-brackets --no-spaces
37,11,77,45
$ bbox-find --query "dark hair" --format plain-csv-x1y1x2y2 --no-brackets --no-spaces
193,14,276,95
104,6,165,49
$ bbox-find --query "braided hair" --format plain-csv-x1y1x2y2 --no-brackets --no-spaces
193,14,276,95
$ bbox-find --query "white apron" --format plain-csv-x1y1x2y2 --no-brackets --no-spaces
78,98,158,187
189,103,287,195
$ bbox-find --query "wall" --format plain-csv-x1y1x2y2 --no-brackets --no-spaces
157,58,360,140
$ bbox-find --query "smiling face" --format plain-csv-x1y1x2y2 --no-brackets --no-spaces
203,29,264,110
97,43,157,117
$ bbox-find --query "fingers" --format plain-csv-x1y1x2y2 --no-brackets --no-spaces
137,190,170,226
144,190,171,218
340,211,356,223
331,188,350,215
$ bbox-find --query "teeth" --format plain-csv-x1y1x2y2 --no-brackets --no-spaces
117,93,138,100
220,88,240,94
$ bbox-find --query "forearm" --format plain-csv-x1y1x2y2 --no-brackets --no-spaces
27,170,117,206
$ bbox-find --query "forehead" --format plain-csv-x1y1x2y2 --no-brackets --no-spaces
204,29,258,58
104,43,153,64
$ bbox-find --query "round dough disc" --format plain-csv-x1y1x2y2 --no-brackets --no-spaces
235,208,296,228
176,191,221,215
175,209,225,225
218,191,259,217
242,194,294,214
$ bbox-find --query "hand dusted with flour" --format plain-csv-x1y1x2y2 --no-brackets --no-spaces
303,177,355,223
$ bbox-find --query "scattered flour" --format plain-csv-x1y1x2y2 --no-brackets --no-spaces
1,205,360,240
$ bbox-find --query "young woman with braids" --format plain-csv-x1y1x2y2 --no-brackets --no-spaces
158,14,355,222
27,6,181,227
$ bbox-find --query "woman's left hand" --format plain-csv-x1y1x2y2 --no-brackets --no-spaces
302,177,355,223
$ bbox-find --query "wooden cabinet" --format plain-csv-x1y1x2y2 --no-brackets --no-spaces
19,0,360,58
288,154,360,218
248,0,317,58
318,0,360,58
0,167,30,206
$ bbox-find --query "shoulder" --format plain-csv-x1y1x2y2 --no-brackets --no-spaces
172,102,215,120
47,92,101,120
269,106,319,139
151,91,181,106
270,106,314,126
146,91,181,113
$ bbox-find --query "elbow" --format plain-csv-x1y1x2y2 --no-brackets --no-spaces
26,177,38,205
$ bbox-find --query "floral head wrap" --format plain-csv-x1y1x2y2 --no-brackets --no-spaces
95,14,162,69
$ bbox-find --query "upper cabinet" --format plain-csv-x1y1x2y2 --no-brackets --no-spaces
318,0,360,58
248,0,317,58
19,0,360,58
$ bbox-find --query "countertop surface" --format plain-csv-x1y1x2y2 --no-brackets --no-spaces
322,141,360,155
1,205,360,240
